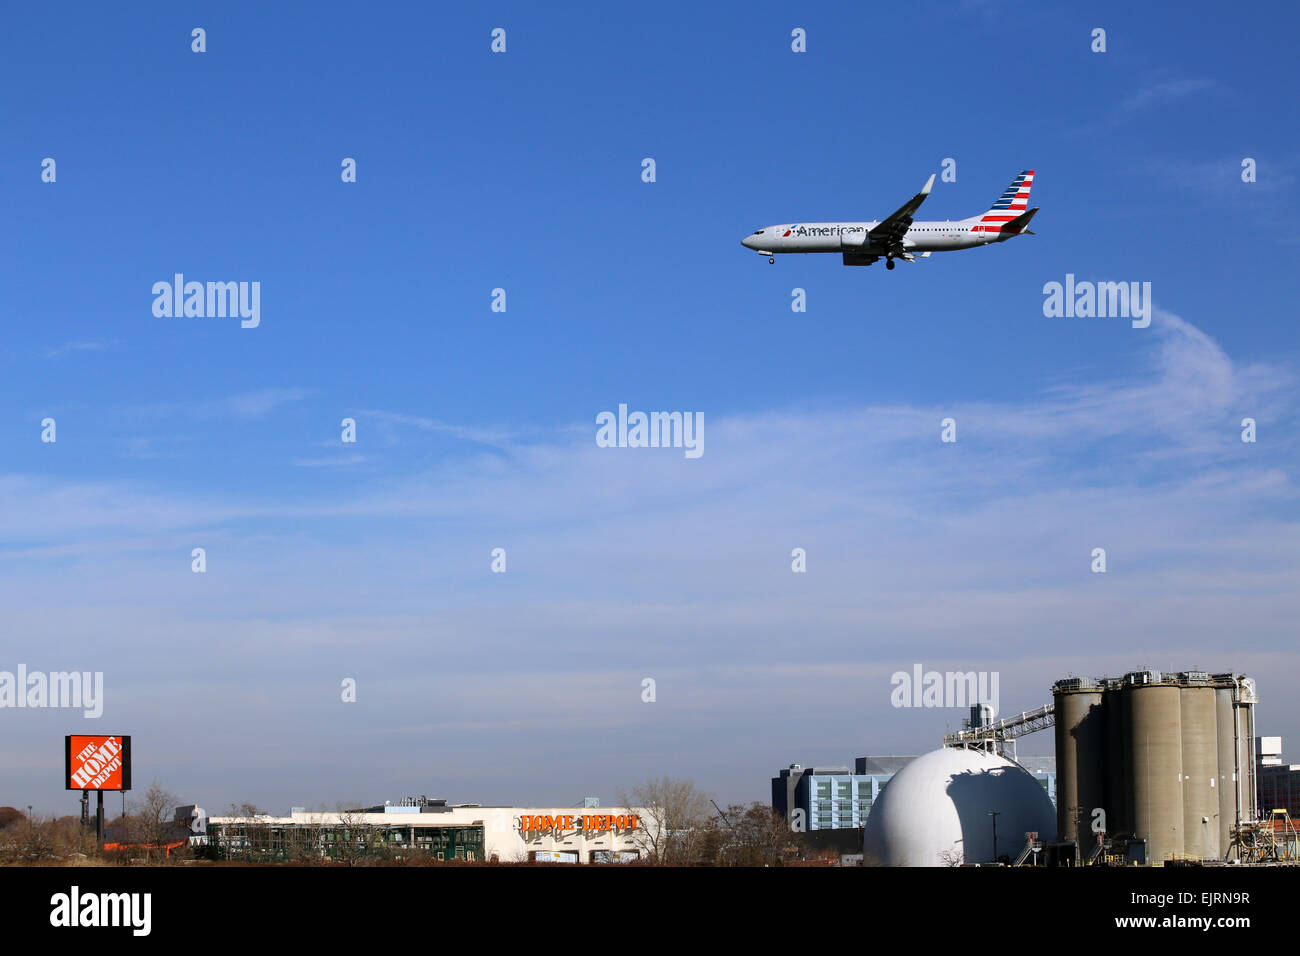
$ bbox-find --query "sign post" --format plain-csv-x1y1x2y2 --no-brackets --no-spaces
64,735,132,852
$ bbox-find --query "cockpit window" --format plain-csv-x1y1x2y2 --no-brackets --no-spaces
752,230,765,235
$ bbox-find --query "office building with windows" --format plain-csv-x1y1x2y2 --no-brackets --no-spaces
773,764,876,832
1258,736,1300,817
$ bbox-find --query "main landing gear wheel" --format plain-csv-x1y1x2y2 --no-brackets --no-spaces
768,257,775,264
886,258,895,270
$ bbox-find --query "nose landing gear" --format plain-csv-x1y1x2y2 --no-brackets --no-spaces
768,257,774,264
885,257,896,270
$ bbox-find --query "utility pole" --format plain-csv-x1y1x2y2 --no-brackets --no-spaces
710,799,736,864
710,799,735,833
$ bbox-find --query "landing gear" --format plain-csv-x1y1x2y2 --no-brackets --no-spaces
886,258,895,270
768,257,774,264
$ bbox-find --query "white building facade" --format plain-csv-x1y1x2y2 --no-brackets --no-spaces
205,804,651,863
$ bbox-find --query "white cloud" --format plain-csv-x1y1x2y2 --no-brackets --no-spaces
1120,76,1215,113
352,409,531,450
123,387,311,423
291,454,368,468
42,340,112,359
225,388,311,418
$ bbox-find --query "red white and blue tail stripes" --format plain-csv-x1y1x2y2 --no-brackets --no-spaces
976,169,1034,231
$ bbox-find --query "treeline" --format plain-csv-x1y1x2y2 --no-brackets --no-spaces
3,777,839,867
0,781,188,865
0,808,98,863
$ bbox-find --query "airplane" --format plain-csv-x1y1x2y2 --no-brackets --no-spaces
741,170,1038,269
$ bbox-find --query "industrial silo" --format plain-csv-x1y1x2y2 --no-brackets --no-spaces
1178,675,1219,861
1053,670,1259,865
1125,672,1185,863
1053,679,1106,852
1104,680,1131,837
1214,686,1236,858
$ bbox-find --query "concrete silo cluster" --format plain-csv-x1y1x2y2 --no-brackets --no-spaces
1053,671,1258,864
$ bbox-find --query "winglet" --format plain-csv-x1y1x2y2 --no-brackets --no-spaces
921,173,936,196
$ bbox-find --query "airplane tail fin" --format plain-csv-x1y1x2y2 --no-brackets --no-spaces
978,170,1035,230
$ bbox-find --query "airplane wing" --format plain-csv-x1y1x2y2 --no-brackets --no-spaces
868,173,937,247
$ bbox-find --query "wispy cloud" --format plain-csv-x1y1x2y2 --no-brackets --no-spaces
292,453,368,468
1119,75,1215,114
1143,154,1298,199
125,387,312,422
118,434,193,461
353,409,530,450
225,388,312,418
41,340,112,359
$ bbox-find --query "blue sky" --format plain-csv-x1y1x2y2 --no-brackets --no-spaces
3,1,1299,813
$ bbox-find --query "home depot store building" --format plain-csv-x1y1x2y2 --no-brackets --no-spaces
205,800,650,863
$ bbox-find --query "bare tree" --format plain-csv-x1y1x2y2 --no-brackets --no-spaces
283,812,325,863
617,777,712,865
3,811,57,862
126,781,185,862
52,814,97,859
215,801,271,862
332,804,383,867
710,802,791,866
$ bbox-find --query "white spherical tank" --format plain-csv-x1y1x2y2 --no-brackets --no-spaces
863,747,1056,866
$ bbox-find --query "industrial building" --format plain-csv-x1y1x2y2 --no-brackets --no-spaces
861,747,1057,866
204,797,650,863
1257,737,1300,818
772,754,1055,833
772,765,873,831
775,669,1292,867
1053,671,1260,864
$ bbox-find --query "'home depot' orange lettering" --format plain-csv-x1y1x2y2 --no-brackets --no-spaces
519,814,639,832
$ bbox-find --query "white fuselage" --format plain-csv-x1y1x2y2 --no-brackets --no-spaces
744,218,1001,256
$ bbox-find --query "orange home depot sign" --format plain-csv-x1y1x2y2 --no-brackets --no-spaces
65,735,132,791
518,813,639,833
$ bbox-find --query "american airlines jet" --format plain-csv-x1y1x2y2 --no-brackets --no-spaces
741,170,1038,269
